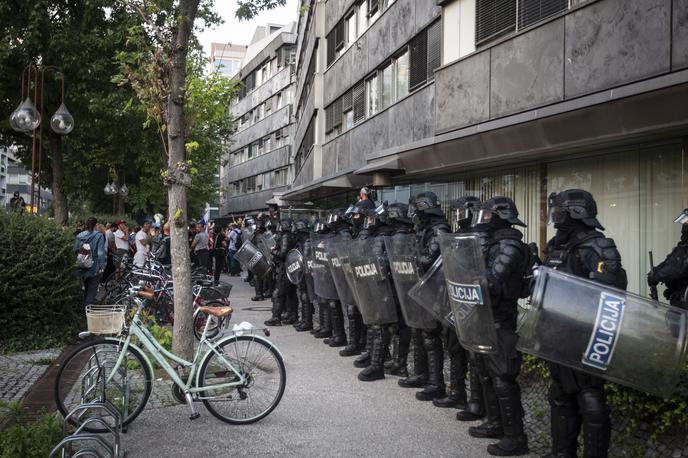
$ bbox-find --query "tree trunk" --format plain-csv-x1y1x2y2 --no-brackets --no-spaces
49,133,68,225
168,0,201,361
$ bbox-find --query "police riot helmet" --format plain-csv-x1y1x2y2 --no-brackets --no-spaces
345,204,366,229
451,196,481,227
674,209,688,225
408,192,444,218
327,208,350,229
474,196,526,227
294,219,310,232
547,189,603,230
314,218,330,234
363,203,388,230
386,202,413,226
279,218,294,232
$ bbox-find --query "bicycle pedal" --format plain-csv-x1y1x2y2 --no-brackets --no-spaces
189,413,201,421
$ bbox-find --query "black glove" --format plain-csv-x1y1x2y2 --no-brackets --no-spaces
647,269,659,287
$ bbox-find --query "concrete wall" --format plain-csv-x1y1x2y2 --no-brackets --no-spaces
321,83,435,174
223,145,291,183
230,105,291,153
435,0,679,134
323,0,441,107
234,32,297,80
221,185,290,216
293,147,315,188
231,67,292,117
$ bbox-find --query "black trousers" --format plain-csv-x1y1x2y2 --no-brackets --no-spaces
195,249,209,270
213,253,226,285
83,274,101,306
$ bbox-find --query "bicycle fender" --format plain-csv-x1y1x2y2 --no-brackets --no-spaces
196,333,285,387
104,337,156,381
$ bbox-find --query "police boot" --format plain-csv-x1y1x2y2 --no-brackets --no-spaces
486,378,528,456
542,404,580,458
264,294,284,326
579,389,611,458
433,352,467,408
325,303,347,347
398,330,427,388
282,290,298,325
353,327,373,367
415,336,446,401
295,294,313,332
457,364,485,421
311,302,325,335
340,306,362,356
313,305,332,339
469,378,503,439
358,326,387,382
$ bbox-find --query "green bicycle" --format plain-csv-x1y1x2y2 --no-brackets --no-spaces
54,286,286,429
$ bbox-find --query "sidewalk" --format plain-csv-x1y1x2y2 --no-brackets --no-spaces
120,273,537,457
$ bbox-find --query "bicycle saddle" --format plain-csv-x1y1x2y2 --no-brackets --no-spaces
198,305,233,318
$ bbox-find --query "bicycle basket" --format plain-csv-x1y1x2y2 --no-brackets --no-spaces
85,304,126,334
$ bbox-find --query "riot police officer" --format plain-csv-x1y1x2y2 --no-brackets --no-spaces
357,204,396,381
469,196,529,456
543,189,626,458
264,219,298,326
434,197,481,411
647,208,688,309
251,215,269,301
398,192,448,401
383,202,415,377
312,219,334,339
294,219,315,331
321,209,348,347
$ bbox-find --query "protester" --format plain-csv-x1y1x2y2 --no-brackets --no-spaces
228,223,242,276
74,217,107,306
212,224,228,285
134,221,151,267
191,222,209,269
153,223,172,266
9,191,26,213
113,220,130,267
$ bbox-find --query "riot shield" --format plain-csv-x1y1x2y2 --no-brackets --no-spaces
518,266,688,398
257,233,277,263
286,249,304,285
333,241,361,306
348,238,398,325
385,235,437,330
327,241,357,305
311,234,338,300
407,256,454,328
439,233,498,354
241,227,255,245
234,240,270,277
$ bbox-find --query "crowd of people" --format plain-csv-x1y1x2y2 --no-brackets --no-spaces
232,187,688,458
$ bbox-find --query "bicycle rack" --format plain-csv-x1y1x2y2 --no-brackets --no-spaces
51,356,129,457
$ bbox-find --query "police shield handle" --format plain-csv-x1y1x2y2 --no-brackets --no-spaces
649,251,659,301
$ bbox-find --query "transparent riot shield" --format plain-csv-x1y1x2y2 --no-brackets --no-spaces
311,234,338,300
241,227,255,246
407,256,453,328
348,238,398,325
385,235,437,330
286,249,304,285
439,233,498,354
234,240,270,277
327,240,356,305
518,266,688,398
257,232,277,263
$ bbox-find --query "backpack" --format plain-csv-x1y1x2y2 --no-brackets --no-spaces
235,229,243,250
76,242,94,269
519,242,541,299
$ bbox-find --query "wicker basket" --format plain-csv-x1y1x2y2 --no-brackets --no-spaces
85,304,126,334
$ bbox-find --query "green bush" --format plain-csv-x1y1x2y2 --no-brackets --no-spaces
0,211,84,351
0,404,63,458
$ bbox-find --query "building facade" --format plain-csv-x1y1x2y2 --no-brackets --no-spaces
210,42,247,78
2,146,52,213
219,0,688,298
219,23,298,218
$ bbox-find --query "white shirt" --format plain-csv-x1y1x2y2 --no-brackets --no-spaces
134,230,149,267
114,229,129,251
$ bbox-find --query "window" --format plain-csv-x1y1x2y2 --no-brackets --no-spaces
410,29,428,90
266,98,272,115
427,20,441,80
358,1,368,36
366,74,379,117
381,62,394,109
353,81,366,124
476,0,568,45
368,0,379,18
347,13,357,47
276,92,283,109
273,168,288,187
396,50,410,99
342,90,354,131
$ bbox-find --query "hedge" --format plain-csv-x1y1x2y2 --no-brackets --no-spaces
0,211,84,351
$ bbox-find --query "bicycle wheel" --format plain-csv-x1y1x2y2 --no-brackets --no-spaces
193,300,225,341
198,335,286,424
54,338,152,431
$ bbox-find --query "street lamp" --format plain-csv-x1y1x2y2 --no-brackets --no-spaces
8,64,74,212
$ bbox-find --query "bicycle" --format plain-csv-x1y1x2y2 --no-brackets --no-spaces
54,286,286,430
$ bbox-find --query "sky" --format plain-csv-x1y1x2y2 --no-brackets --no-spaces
198,0,300,56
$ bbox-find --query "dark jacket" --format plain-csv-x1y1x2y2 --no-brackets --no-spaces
652,241,688,307
416,216,451,274
153,235,172,265
484,228,528,325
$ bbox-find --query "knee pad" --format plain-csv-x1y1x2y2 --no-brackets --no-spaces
493,375,519,397
577,388,609,425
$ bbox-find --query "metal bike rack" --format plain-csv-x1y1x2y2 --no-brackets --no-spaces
50,358,128,457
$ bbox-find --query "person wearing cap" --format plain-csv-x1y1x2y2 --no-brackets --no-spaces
648,209,688,309
9,191,26,214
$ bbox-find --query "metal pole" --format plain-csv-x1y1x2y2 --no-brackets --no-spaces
29,65,37,212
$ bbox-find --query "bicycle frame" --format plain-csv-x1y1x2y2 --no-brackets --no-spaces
107,303,246,398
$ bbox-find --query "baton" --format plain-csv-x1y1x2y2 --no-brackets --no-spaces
649,250,659,301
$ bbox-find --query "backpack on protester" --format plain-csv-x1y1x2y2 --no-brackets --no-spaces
76,242,94,269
